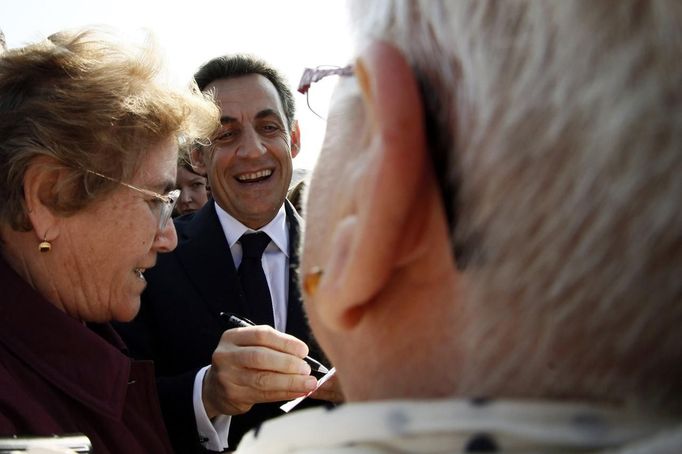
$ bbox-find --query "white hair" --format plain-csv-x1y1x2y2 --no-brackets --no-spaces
350,0,682,413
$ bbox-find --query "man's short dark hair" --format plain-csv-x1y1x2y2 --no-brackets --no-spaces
194,54,295,130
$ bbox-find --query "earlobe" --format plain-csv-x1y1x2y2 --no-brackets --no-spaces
23,156,62,244
312,41,430,331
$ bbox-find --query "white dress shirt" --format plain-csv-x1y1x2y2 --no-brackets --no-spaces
193,201,291,451
216,202,290,331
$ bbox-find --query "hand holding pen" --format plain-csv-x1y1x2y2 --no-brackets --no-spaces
219,312,329,374
203,314,323,418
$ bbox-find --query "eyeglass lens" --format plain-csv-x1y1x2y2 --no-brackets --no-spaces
158,190,180,229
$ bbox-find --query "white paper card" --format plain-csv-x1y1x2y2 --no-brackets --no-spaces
280,367,336,413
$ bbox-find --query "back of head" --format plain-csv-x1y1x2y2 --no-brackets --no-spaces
350,0,682,413
0,28,219,231
194,54,296,129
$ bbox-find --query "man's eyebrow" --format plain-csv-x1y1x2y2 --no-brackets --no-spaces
220,110,285,127
255,109,284,125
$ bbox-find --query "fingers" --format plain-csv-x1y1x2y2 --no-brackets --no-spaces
203,325,319,417
217,325,311,374
227,325,310,358
309,374,345,403
216,362,317,394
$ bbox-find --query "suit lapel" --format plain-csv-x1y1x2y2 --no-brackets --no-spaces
283,201,310,344
175,202,250,320
174,200,311,343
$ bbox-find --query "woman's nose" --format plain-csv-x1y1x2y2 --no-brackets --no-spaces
153,219,178,253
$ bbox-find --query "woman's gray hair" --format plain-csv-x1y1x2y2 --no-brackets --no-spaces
350,0,682,413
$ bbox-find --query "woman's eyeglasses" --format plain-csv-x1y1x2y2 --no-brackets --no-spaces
85,169,179,230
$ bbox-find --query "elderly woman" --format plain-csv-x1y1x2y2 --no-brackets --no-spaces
0,30,218,453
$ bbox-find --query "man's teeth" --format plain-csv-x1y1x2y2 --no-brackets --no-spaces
237,169,272,182
134,268,145,279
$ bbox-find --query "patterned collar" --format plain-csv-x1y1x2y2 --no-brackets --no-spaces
235,398,681,453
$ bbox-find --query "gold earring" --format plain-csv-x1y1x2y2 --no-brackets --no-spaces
39,235,51,253
303,266,324,297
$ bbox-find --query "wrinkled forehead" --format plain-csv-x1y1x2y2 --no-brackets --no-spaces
207,75,286,124
132,137,179,192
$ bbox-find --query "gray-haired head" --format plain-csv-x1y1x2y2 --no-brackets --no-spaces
350,0,682,414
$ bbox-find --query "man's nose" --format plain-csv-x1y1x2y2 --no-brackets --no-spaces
237,126,266,158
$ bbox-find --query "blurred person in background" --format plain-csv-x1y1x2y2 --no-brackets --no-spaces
286,168,310,216
236,1,682,452
174,158,210,217
0,28,218,453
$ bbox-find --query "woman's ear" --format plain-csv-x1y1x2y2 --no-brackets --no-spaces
23,156,63,242
313,41,431,330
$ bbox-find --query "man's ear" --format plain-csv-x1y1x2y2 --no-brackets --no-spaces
290,120,301,159
23,156,63,243
190,146,208,175
315,41,430,330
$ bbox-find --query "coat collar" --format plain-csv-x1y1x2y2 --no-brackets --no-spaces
283,201,309,343
0,258,131,420
175,200,250,318
215,202,289,258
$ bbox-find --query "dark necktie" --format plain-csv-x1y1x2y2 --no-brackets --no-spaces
238,232,275,326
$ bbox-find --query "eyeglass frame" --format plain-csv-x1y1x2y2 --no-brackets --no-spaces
85,169,180,230
298,65,354,119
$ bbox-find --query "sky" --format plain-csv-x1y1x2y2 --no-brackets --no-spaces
1,0,354,169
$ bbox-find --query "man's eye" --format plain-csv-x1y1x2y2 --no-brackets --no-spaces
214,129,237,142
261,123,281,134
191,181,205,189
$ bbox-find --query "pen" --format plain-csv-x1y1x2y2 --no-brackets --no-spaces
219,312,330,374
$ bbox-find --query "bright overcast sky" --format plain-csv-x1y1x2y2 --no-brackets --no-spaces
1,0,354,169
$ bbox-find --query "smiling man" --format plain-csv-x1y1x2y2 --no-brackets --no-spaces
116,55,339,453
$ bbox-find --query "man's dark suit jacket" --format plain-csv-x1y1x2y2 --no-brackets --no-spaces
115,199,323,453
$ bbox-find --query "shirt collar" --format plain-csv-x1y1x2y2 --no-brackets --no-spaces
237,398,681,453
214,201,289,257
